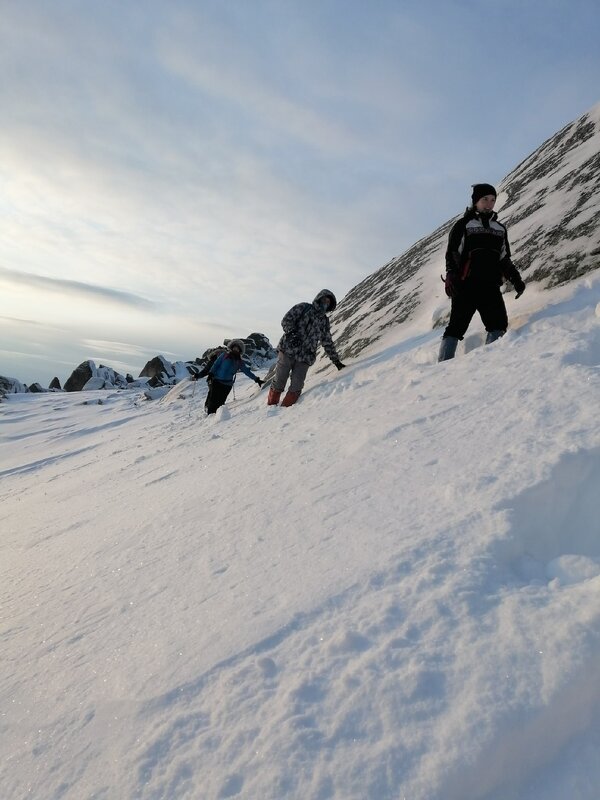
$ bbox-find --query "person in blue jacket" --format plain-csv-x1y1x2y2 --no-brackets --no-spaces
193,339,263,414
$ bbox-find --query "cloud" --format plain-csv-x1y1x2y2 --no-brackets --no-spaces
0,315,49,327
0,266,157,310
0,3,442,322
81,338,162,358
159,42,363,157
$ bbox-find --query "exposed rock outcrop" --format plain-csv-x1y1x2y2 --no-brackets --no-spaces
0,375,27,400
141,334,277,388
139,355,176,385
65,361,128,392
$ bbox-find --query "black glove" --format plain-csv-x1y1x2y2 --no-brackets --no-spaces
512,276,526,299
442,271,461,299
255,377,264,386
333,359,345,370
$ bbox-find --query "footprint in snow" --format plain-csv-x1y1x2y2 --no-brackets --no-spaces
327,629,371,655
218,773,244,798
257,657,277,678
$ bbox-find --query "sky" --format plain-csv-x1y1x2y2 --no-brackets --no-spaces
1,0,599,386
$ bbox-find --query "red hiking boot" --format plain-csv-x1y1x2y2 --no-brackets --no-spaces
267,387,282,406
281,390,300,407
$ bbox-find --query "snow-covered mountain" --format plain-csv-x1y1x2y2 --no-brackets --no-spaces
2,103,600,800
331,102,600,360
2,270,599,800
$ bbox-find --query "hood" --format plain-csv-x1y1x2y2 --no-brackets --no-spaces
227,338,246,355
313,289,337,313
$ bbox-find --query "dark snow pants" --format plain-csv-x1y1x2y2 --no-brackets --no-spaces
205,379,232,414
272,350,310,394
443,281,508,340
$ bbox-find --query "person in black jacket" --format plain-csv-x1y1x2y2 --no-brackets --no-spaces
268,289,345,407
439,183,525,361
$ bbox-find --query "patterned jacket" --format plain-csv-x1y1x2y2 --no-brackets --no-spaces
277,290,341,366
446,209,522,287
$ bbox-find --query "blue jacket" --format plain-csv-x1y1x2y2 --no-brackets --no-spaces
209,353,259,387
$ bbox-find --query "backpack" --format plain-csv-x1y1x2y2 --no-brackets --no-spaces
205,347,227,371
202,348,227,383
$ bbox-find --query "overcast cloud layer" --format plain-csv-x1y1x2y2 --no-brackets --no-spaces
1,0,599,385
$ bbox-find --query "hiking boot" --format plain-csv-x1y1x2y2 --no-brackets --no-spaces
485,329,505,344
438,336,459,362
281,390,300,407
267,387,282,406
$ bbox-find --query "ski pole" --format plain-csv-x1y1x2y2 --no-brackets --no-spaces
188,377,198,418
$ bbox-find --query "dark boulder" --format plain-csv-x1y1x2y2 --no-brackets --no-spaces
64,361,128,391
200,335,276,370
139,355,176,384
0,375,27,398
246,332,277,362
49,377,62,390
64,361,94,392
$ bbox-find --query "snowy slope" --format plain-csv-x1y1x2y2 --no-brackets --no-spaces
1,273,599,800
331,101,600,361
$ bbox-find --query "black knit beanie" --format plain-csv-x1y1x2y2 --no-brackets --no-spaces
471,183,497,205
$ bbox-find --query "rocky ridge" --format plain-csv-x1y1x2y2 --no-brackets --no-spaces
0,333,276,399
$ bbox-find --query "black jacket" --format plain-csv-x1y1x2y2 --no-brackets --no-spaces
446,209,522,287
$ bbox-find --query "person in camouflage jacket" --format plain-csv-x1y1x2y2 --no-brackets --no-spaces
268,289,345,407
